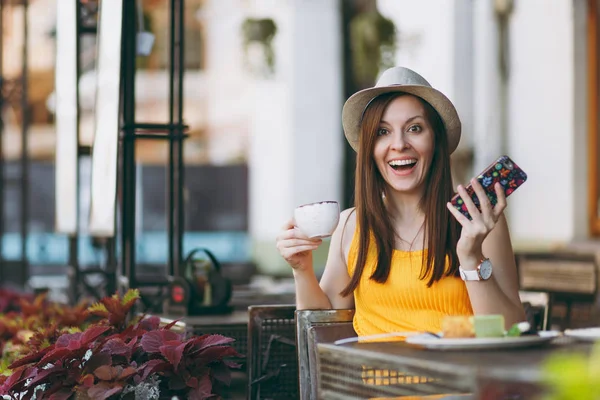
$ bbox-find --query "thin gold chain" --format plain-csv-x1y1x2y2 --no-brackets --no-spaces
395,222,425,251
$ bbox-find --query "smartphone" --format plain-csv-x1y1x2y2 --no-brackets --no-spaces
450,155,527,219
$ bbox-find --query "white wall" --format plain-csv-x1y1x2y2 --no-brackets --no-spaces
200,0,343,272
506,0,588,243
246,0,343,271
472,0,503,173
377,0,454,97
203,0,592,267
451,0,474,152
380,0,589,244
291,0,343,207
378,0,474,151
247,0,295,267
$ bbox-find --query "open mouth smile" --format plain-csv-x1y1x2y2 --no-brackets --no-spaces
388,159,418,175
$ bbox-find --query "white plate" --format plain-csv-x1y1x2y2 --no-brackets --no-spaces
564,327,600,342
405,331,561,351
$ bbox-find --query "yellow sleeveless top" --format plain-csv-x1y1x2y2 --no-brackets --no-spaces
348,229,473,338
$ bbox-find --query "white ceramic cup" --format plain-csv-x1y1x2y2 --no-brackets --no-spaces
294,201,340,238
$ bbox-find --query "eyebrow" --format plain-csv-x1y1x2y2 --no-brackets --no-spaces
380,115,424,125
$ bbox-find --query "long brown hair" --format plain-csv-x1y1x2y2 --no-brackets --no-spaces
340,93,461,297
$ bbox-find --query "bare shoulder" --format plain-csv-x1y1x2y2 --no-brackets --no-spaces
337,207,357,264
339,207,357,232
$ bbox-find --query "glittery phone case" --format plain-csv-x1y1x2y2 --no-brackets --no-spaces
450,155,527,219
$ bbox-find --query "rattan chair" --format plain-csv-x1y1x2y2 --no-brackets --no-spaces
296,309,356,400
247,305,298,400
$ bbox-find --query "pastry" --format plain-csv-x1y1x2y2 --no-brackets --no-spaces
441,314,506,338
442,315,475,338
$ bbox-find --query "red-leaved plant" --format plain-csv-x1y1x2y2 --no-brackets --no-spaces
0,291,94,370
0,289,242,400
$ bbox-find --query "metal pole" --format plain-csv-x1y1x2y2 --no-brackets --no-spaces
20,0,29,286
70,0,83,302
121,0,137,289
106,237,116,294
168,0,185,278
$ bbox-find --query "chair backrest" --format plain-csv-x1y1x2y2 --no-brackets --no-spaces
247,305,298,400
520,291,550,331
295,309,355,400
516,251,599,329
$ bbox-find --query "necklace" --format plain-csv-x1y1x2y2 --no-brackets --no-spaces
396,222,425,251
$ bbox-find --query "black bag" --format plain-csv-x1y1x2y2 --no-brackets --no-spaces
165,248,233,315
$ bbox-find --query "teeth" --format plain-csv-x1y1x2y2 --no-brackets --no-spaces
389,159,417,166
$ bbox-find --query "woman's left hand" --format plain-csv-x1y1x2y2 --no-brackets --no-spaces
446,178,507,267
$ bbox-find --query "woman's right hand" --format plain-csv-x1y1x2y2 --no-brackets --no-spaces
276,219,322,272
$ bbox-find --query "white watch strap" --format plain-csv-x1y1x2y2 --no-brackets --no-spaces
460,267,480,281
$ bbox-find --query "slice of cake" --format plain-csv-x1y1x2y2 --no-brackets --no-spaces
442,315,506,338
472,315,505,338
442,316,474,338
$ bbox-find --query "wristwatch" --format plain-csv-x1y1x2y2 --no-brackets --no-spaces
459,258,493,281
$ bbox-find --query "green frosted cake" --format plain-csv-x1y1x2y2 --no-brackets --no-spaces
472,315,505,338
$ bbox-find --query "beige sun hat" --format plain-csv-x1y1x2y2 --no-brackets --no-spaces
342,66,461,154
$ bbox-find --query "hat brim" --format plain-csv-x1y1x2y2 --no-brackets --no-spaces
342,85,461,154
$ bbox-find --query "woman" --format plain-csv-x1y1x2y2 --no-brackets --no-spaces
276,66,525,338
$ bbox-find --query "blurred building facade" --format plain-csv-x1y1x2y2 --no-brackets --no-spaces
249,0,597,273
0,0,597,279
378,0,590,249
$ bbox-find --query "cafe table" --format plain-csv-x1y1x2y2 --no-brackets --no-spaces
317,335,594,399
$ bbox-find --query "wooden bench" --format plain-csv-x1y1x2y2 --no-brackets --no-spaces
516,251,599,330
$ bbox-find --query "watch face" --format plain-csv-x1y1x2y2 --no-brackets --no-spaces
479,259,493,280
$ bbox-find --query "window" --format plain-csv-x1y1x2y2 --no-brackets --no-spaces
141,0,205,71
